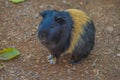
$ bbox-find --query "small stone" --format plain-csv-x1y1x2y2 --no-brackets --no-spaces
81,74,84,77
20,76,27,80
80,1,83,5
32,28,36,32
36,58,42,63
26,54,32,59
114,65,119,70
39,5,44,8
106,26,114,33
52,71,57,74
67,77,72,80
104,52,110,54
117,45,120,51
9,70,15,74
113,24,116,27
93,69,99,75
22,13,28,16
116,36,119,42
33,14,39,19
65,64,70,68
85,71,89,74
117,47,120,51
117,53,120,57
62,59,67,63
41,60,45,64
72,66,76,71
63,0,66,4
5,1,9,8
32,29,36,35
67,69,72,74
1,40,8,44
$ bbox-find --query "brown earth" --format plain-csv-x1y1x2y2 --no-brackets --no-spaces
0,0,120,80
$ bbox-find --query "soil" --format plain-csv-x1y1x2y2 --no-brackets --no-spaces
0,0,120,80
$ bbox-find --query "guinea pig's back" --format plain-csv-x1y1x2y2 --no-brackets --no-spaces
66,9,95,54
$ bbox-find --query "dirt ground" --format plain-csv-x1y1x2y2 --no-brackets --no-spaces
0,0,120,80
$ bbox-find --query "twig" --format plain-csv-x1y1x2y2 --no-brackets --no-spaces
92,57,98,67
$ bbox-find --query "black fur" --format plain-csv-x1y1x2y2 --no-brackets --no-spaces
38,10,73,58
38,10,95,64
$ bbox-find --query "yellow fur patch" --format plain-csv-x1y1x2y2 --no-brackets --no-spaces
65,9,90,53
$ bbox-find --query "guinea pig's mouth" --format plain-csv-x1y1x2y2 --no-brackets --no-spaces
41,40,57,48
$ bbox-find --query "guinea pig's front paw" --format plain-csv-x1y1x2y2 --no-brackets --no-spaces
47,55,56,64
47,54,53,60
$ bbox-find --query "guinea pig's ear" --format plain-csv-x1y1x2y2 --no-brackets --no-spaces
55,16,65,24
40,11,46,18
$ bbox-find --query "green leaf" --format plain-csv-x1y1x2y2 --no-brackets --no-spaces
0,63,5,70
9,0,25,3
0,48,20,60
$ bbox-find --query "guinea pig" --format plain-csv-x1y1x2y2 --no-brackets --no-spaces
38,9,95,64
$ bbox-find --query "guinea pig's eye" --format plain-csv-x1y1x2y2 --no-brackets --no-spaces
55,16,65,24
40,12,45,18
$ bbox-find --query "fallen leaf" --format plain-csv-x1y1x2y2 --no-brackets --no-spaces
9,0,25,3
0,48,20,60
0,63,5,70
